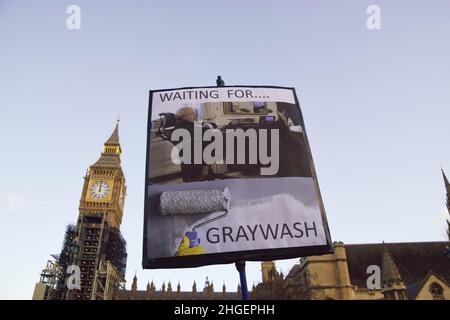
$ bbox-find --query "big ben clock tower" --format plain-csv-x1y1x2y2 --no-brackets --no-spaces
79,121,126,229
67,121,128,300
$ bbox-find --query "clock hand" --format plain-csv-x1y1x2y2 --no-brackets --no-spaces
99,182,102,193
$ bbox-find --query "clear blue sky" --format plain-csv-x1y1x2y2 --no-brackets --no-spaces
0,1,449,299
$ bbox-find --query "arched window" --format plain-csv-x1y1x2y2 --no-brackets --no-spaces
429,282,444,300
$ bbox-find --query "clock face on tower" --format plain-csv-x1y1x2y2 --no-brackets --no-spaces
90,180,110,199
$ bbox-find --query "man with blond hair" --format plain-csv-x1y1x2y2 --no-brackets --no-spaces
176,106,197,123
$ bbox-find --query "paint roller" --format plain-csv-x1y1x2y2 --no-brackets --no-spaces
159,188,231,248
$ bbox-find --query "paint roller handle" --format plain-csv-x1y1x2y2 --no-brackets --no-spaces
192,210,229,231
185,230,199,247
175,234,204,256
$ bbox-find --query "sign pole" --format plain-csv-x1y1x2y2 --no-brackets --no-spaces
215,75,249,301
235,261,249,300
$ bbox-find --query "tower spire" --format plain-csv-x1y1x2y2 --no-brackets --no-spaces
442,168,450,187
381,246,402,286
99,121,122,158
442,169,450,241
381,245,407,300
105,120,120,146
131,272,137,291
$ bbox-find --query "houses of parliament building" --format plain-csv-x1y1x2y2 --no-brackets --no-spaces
33,123,450,300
